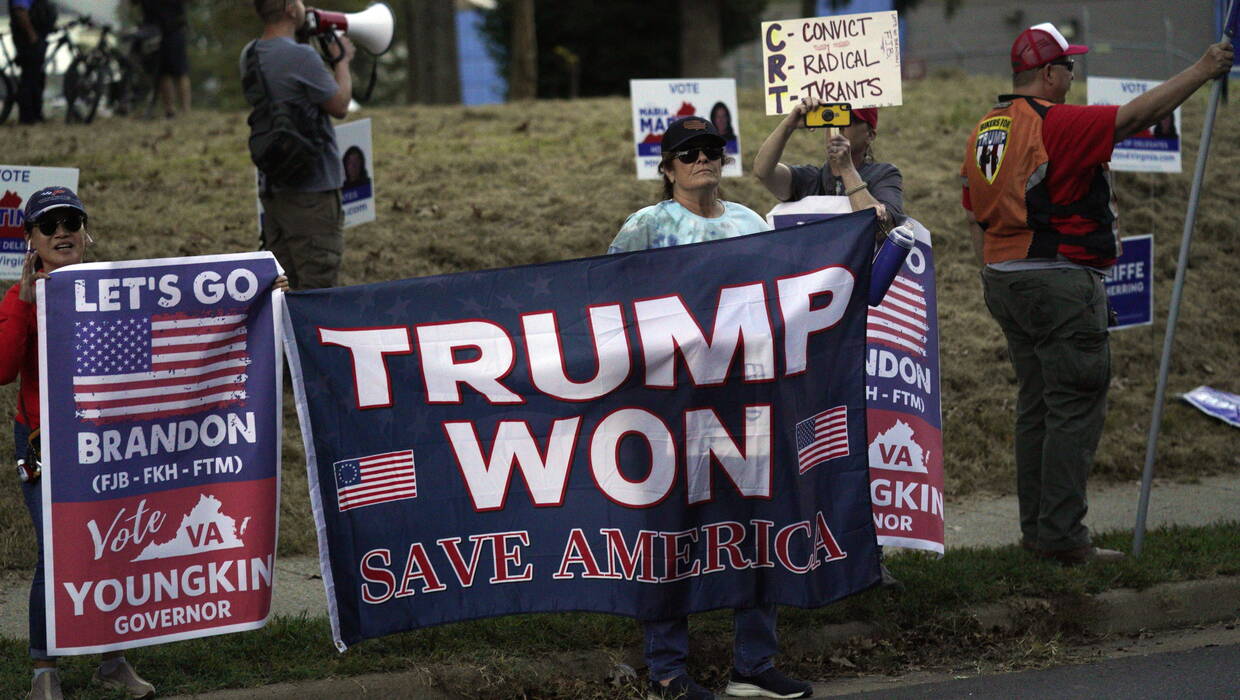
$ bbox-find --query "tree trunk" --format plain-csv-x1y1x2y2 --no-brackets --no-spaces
402,0,417,103
409,0,461,104
509,0,538,100
679,0,722,78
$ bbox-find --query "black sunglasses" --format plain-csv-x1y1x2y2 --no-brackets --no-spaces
1049,58,1075,70
26,212,86,236
671,146,724,164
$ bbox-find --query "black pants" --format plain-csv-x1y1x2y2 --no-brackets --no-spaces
15,39,47,124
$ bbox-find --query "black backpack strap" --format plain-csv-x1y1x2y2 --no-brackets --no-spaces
242,41,271,107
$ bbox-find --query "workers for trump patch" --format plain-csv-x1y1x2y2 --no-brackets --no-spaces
974,116,1012,184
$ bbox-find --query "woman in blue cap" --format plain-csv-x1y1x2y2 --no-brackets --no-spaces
2,186,159,700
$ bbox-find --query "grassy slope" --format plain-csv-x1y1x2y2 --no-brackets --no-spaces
1,73,1238,566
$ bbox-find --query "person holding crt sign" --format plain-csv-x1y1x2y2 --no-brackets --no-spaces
754,97,904,236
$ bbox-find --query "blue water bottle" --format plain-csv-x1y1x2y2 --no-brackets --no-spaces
868,224,916,307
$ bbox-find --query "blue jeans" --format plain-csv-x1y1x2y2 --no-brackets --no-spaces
644,604,778,681
15,421,52,660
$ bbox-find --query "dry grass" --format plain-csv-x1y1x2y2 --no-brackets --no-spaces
1,73,1238,567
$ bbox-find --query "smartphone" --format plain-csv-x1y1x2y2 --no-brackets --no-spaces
804,103,853,128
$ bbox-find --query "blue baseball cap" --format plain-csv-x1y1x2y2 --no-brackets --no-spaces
23,186,87,225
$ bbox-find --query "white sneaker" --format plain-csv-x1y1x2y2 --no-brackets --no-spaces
93,658,156,698
27,670,63,700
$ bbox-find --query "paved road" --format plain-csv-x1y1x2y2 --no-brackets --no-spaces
821,625,1240,699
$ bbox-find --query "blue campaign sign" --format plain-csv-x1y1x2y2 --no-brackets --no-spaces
283,213,883,650
1104,235,1153,330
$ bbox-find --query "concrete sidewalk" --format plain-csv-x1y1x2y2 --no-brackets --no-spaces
2,473,1237,640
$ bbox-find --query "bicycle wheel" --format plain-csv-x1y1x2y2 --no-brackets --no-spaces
0,73,15,125
64,55,109,124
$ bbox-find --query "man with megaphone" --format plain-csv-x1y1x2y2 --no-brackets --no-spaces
243,0,354,290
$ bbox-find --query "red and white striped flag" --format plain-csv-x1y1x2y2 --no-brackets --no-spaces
867,275,928,356
795,405,849,474
73,310,250,424
334,450,418,512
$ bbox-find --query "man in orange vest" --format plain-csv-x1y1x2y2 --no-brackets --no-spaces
960,23,1233,566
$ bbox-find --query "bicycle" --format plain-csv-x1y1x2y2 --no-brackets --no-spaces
0,16,150,125
65,20,159,122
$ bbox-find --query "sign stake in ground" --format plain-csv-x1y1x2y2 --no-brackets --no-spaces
1133,1,1238,557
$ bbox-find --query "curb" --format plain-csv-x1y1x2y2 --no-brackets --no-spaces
166,576,1240,699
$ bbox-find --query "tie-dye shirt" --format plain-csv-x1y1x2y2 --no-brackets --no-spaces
607,200,770,253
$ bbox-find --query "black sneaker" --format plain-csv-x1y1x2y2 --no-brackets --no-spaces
647,673,715,700
725,667,812,698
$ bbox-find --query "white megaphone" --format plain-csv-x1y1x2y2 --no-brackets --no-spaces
303,2,395,55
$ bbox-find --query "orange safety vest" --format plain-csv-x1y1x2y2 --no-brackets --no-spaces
963,95,1116,267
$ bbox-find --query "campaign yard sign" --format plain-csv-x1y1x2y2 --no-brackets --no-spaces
765,196,853,228
1182,386,1240,428
37,252,284,654
1105,235,1153,330
761,11,903,115
630,79,743,180
1087,77,1182,173
256,118,376,231
0,165,80,281
757,208,947,554
336,118,376,228
864,220,943,553
284,213,884,650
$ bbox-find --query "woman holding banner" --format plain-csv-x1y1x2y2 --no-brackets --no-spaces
753,96,904,233
0,187,161,700
608,117,811,700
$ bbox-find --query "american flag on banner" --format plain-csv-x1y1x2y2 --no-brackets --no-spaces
867,275,928,356
334,450,418,512
73,311,250,424
794,405,849,474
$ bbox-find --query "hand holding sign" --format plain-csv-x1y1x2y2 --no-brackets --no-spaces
762,11,903,115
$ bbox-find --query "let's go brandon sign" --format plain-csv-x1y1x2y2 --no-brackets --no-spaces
283,215,883,650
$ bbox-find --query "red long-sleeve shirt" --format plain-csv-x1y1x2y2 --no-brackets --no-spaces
0,283,40,428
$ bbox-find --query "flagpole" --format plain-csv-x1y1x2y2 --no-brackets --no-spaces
1133,3,1236,557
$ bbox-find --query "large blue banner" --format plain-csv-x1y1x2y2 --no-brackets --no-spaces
284,214,882,650
38,252,283,654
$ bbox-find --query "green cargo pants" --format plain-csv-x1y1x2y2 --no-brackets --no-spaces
981,266,1111,552
260,189,344,290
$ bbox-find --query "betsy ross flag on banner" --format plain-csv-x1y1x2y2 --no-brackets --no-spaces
334,450,417,512
73,310,250,423
867,275,928,357
795,405,849,474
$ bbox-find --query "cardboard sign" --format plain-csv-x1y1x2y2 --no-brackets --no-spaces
761,11,902,115
629,79,743,180
0,165,81,281
256,118,376,230
1087,77,1182,173
37,253,284,654
1104,234,1153,330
